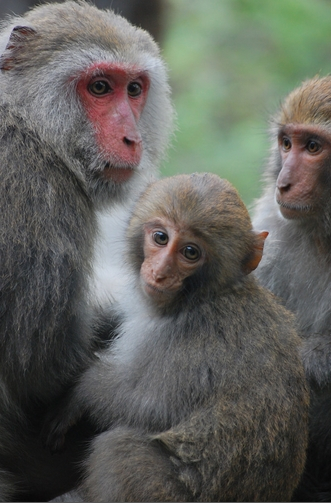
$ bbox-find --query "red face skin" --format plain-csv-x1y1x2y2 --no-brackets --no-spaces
77,62,150,183
276,124,330,219
140,218,206,306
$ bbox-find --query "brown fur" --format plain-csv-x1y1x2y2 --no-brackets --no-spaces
45,173,309,502
277,76,331,127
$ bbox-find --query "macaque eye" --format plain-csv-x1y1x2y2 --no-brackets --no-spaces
89,80,111,96
307,140,320,153
282,137,292,151
127,81,142,97
153,231,168,246
181,245,201,262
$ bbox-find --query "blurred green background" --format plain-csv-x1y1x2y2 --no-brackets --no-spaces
161,0,331,206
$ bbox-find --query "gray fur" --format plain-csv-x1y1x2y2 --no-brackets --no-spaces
252,83,331,500
46,174,309,502
0,1,173,500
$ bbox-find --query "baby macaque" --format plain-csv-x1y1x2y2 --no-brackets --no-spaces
44,173,309,502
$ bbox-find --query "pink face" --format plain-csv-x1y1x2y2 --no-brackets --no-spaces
77,62,150,183
276,123,330,219
140,218,206,306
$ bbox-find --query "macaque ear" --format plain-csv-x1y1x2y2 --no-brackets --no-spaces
242,231,269,275
0,26,37,71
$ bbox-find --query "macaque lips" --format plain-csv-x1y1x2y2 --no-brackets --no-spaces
101,165,134,183
278,205,302,220
142,280,178,304
276,198,313,220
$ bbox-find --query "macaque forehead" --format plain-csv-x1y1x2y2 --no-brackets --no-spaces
136,174,252,236
278,77,331,127
79,62,149,82
20,1,159,65
277,123,331,142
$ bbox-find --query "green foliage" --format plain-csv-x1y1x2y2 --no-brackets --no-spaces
161,0,331,205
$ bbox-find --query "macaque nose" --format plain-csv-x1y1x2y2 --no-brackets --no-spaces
277,182,291,195
123,135,142,148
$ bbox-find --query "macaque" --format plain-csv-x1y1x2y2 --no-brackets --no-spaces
44,173,309,502
252,76,331,501
0,1,173,500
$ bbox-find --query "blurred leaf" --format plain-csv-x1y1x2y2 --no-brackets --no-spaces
162,0,331,205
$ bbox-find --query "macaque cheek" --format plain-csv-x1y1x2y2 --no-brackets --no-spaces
277,173,317,202
140,259,154,288
139,259,184,301
91,105,143,167
96,122,142,167
276,164,323,218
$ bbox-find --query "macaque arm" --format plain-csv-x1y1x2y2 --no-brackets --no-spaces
41,388,87,452
154,405,225,464
42,357,116,451
152,397,287,501
300,333,331,386
91,303,122,351
92,404,249,501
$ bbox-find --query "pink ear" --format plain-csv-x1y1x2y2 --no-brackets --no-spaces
243,231,269,275
0,26,37,71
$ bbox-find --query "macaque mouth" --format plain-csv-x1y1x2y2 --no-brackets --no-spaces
277,199,314,217
144,282,167,295
101,163,135,183
143,281,179,299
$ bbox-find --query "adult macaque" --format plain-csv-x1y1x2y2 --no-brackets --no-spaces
44,173,309,502
253,76,331,501
0,1,173,500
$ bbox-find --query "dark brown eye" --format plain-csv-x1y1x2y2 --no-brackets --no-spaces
307,140,320,153
181,245,201,261
153,231,168,246
128,81,142,97
89,80,111,96
282,137,291,151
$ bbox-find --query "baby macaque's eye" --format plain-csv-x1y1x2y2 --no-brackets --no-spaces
153,231,168,245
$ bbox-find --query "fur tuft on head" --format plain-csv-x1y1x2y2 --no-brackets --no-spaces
275,76,331,129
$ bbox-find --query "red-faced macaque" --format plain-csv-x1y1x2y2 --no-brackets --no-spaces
0,1,173,500
252,76,331,502
43,173,309,502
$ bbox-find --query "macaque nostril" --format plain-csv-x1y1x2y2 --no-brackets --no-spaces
277,183,291,194
124,137,133,146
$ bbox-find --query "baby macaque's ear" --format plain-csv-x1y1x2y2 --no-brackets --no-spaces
242,231,269,275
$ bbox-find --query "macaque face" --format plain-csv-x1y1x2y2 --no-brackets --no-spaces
77,62,150,183
276,123,331,219
140,218,206,306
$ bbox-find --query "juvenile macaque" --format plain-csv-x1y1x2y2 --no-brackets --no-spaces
0,1,173,500
253,76,331,501
45,173,309,502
